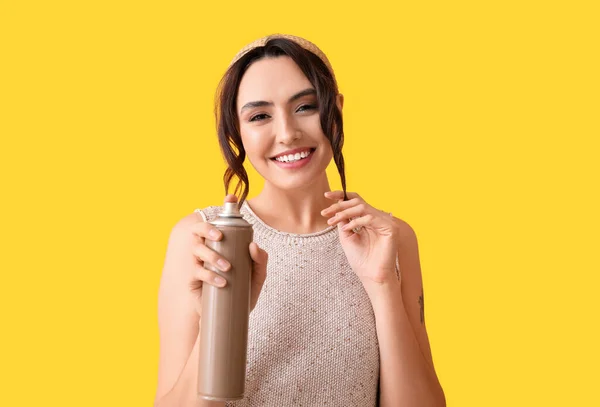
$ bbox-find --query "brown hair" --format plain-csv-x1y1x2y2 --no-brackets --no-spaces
214,37,348,209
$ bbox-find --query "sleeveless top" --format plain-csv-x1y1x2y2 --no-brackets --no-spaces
194,201,381,406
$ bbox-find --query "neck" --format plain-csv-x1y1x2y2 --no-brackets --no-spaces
247,175,335,234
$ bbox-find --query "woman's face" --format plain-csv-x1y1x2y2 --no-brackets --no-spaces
236,56,335,192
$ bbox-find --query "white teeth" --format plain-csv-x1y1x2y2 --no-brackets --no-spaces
275,149,312,163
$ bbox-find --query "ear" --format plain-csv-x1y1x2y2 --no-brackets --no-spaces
336,93,344,111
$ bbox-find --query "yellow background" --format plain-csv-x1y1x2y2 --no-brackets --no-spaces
1,1,598,405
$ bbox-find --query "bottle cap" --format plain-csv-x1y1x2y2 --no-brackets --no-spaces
220,201,242,218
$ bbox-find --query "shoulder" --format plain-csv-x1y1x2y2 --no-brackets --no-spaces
170,212,203,237
392,217,421,282
192,205,223,224
168,205,225,240
165,208,211,253
392,216,418,244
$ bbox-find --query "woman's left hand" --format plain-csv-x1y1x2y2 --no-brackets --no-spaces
322,190,400,287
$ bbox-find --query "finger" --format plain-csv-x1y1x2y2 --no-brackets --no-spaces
249,242,268,266
190,221,223,241
336,214,353,237
249,242,268,287
341,214,375,231
327,205,366,225
321,198,361,217
327,204,368,226
324,190,360,201
193,243,232,272
189,278,203,295
224,194,238,203
193,262,227,288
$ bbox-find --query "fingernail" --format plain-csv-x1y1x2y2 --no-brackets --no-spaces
209,229,220,239
214,276,226,286
217,259,230,271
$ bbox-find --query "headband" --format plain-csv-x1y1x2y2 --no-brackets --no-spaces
228,33,337,86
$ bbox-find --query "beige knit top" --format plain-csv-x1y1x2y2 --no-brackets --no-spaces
194,201,380,406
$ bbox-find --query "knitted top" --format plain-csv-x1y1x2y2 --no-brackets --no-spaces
194,201,381,407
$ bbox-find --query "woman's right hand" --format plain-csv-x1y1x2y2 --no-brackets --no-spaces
189,197,268,318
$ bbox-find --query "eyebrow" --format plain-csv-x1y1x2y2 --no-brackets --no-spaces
240,88,317,114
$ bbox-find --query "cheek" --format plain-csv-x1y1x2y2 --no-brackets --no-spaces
301,114,323,133
240,126,270,159
303,117,330,145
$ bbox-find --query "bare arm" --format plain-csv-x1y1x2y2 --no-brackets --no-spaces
154,213,225,407
155,326,224,407
372,220,446,407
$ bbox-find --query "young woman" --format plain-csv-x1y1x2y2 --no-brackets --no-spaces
155,34,445,407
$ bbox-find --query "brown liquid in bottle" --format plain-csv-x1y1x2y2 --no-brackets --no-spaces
198,198,253,401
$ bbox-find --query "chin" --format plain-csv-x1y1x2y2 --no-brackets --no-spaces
269,165,330,191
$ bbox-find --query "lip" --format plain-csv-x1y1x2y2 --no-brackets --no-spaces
271,148,315,170
271,147,315,159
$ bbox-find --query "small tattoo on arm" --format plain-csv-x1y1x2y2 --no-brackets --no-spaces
418,288,425,325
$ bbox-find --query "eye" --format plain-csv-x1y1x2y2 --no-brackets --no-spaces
297,104,317,113
249,113,270,122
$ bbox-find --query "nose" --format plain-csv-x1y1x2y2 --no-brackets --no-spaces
275,112,301,145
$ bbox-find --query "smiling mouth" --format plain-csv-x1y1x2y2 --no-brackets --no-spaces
270,148,316,163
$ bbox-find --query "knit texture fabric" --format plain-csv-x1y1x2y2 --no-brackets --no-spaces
194,201,381,406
